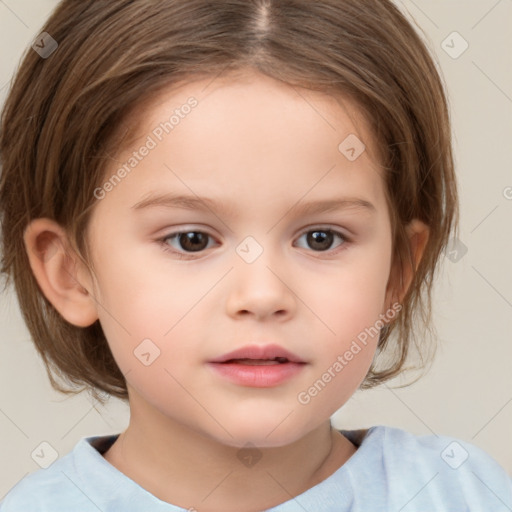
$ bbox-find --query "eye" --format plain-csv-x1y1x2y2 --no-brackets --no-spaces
294,228,349,253
159,230,216,258
157,227,350,259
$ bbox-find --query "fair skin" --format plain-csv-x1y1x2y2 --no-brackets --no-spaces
24,71,428,512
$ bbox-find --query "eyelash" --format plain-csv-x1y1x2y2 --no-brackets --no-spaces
156,227,352,260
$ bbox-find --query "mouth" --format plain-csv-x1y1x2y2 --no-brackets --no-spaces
222,357,292,366
207,345,307,387
209,344,306,365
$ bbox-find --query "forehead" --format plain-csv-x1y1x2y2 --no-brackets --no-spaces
99,70,388,215
120,69,381,165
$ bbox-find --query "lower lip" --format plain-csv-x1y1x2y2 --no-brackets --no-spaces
207,362,306,387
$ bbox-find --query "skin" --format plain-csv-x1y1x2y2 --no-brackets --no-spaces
24,70,429,512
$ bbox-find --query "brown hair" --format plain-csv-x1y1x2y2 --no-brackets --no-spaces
0,0,459,404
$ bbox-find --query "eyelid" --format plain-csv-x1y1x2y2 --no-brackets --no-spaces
296,223,351,238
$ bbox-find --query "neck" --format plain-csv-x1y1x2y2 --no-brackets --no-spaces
103,410,356,511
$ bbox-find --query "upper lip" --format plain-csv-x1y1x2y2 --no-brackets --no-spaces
209,344,306,364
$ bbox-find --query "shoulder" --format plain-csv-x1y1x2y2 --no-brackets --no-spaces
375,424,509,474
0,437,110,511
344,425,512,510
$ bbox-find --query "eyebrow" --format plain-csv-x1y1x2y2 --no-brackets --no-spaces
131,192,376,216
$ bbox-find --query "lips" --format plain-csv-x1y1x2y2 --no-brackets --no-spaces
209,344,305,365
207,344,307,387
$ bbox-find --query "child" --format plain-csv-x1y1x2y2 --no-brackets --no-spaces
0,0,510,510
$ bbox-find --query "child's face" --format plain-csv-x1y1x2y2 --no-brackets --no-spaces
83,71,398,446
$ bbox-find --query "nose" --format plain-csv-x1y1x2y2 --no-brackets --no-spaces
225,250,297,322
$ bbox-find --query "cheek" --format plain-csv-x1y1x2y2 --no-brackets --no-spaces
91,249,213,378
315,245,392,338
296,262,390,417
301,242,393,406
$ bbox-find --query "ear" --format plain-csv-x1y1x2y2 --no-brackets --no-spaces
385,219,430,308
23,218,99,327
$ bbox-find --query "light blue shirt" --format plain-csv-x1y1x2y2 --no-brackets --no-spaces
1,425,511,511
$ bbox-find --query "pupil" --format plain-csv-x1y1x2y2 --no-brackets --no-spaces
308,231,333,251
180,232,208,252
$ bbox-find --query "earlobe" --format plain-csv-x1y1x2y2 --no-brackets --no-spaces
23,218,99,327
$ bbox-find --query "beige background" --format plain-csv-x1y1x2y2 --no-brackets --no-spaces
1,0,511,499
